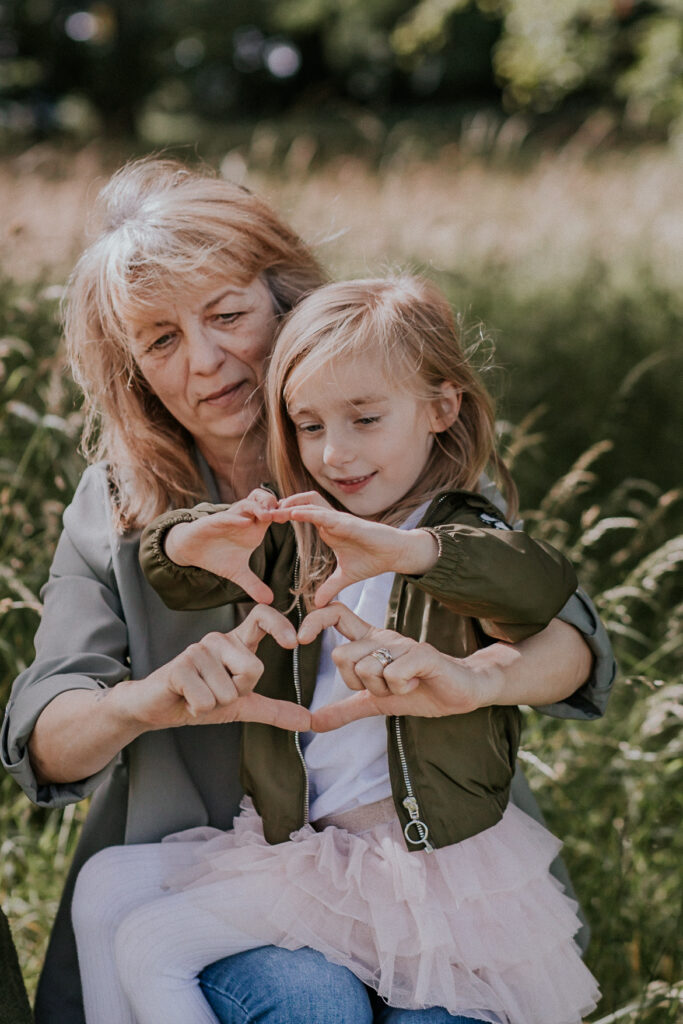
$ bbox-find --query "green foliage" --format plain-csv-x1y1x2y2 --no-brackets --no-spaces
0,279,87,996
491,0,683,139
3,0,681,143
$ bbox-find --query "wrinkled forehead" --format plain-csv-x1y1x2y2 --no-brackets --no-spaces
112,265,258,340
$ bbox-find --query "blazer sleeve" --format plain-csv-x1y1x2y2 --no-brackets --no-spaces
139,504,286,611
413,495,578,643
0,465,129,807
535,587,616,719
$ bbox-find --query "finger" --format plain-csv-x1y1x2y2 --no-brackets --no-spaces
171,673,218,718
199,633,266,698
248,487,279,508
298,603,373,645
278,491,332,510
186,642,242,703
229,567,275,605
264,504,337,526
311,691,382,732
312,567,350,608
237,693,312,732
233,604,298,652
353,654,394,697
364,651,422,696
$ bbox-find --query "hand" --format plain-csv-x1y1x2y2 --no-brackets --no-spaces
266,492,438,606
165,488,278,603
298,603,484,732
120,605,310,732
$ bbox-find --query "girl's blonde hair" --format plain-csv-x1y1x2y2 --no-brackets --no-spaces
64,157,326,531
266,275,518,608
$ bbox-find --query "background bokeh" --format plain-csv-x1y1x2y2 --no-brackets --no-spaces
1,2,681,1020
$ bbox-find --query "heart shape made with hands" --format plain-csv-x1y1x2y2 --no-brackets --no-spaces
292,602,476,733
171,486,437,610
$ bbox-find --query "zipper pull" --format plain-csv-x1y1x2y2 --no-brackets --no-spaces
402,796,434,852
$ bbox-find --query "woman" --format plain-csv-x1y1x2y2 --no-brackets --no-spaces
1,158,615,1024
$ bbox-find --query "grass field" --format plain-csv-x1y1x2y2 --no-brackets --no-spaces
0,132,681,1020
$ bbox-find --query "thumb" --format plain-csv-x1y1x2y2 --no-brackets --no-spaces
231,567,275,605
238,693,312,732
311,691,381,732
313,566,351,608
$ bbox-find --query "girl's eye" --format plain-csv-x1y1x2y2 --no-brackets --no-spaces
296,423,323,434
357,416,380,426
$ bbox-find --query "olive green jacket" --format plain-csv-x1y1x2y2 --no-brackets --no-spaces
141,489,578,851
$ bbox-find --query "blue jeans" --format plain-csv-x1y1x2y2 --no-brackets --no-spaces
199,947,483,1023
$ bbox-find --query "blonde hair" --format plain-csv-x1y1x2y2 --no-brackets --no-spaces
64,157,326,531
266,275,517,608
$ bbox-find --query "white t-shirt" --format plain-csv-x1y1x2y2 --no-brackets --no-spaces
302,502,429,822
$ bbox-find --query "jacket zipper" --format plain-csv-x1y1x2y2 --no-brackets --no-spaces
292,556,310,826
388,492,450,854
393,716,434,853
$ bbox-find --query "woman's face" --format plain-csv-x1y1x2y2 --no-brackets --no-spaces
129,276,277,454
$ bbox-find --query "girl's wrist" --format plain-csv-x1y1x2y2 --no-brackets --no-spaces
399,529,440,576
164,522,194,566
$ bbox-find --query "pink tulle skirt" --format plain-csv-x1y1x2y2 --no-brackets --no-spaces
164,798,599,1024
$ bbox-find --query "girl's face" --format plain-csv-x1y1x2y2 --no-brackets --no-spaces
128,275,276,456
286,353,452,517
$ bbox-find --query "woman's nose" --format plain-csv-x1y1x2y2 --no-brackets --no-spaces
185,324,225,375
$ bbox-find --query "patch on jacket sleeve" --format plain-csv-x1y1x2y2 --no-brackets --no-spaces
478,511,513,531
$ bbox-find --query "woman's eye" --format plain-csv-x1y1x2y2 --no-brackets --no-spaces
357,416,380,426
214,311,243,324
296,423,323,434
147,333,176,352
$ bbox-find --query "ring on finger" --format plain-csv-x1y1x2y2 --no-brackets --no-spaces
369,647,394,670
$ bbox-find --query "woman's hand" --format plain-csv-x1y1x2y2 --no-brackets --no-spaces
164,488,278,603
298,604,486,731
266,492,438,606
119,604,309,732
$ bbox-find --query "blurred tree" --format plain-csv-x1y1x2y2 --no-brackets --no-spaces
0,0,680,140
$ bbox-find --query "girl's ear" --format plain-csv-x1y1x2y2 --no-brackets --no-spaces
428,382,462,433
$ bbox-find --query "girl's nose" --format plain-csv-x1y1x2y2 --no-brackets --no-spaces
186,325,225,375
323,439,354,467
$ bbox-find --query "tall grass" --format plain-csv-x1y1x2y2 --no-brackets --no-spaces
0,138,681,1018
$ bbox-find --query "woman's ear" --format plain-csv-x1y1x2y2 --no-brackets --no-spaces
428,382,462,433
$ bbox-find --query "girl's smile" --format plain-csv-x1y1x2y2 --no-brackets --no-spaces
287,355,448,517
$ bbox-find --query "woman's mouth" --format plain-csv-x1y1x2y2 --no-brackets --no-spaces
331,472,377,494
201,381,247,408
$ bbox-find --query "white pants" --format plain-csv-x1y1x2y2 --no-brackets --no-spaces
71,840,282,1024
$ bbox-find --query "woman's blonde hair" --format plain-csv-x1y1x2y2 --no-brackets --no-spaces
266,275,518,608
64,157,326,531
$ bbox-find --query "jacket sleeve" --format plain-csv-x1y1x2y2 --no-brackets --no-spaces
139,504,280,611
0,465,129,807
413,495,578,643
535,587,616,719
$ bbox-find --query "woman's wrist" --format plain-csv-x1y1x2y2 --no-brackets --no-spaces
29,687,146,785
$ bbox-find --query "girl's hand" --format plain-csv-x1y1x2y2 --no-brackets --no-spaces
298,604,485,731
164,488,277,603
266,492,439,606
121,605,310,732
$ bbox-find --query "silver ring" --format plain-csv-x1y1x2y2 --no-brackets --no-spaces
369,647,394,670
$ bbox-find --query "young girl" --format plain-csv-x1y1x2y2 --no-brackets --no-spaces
72,276,600,1024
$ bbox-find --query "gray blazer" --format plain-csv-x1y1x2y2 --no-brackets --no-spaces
1,463,616,1024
